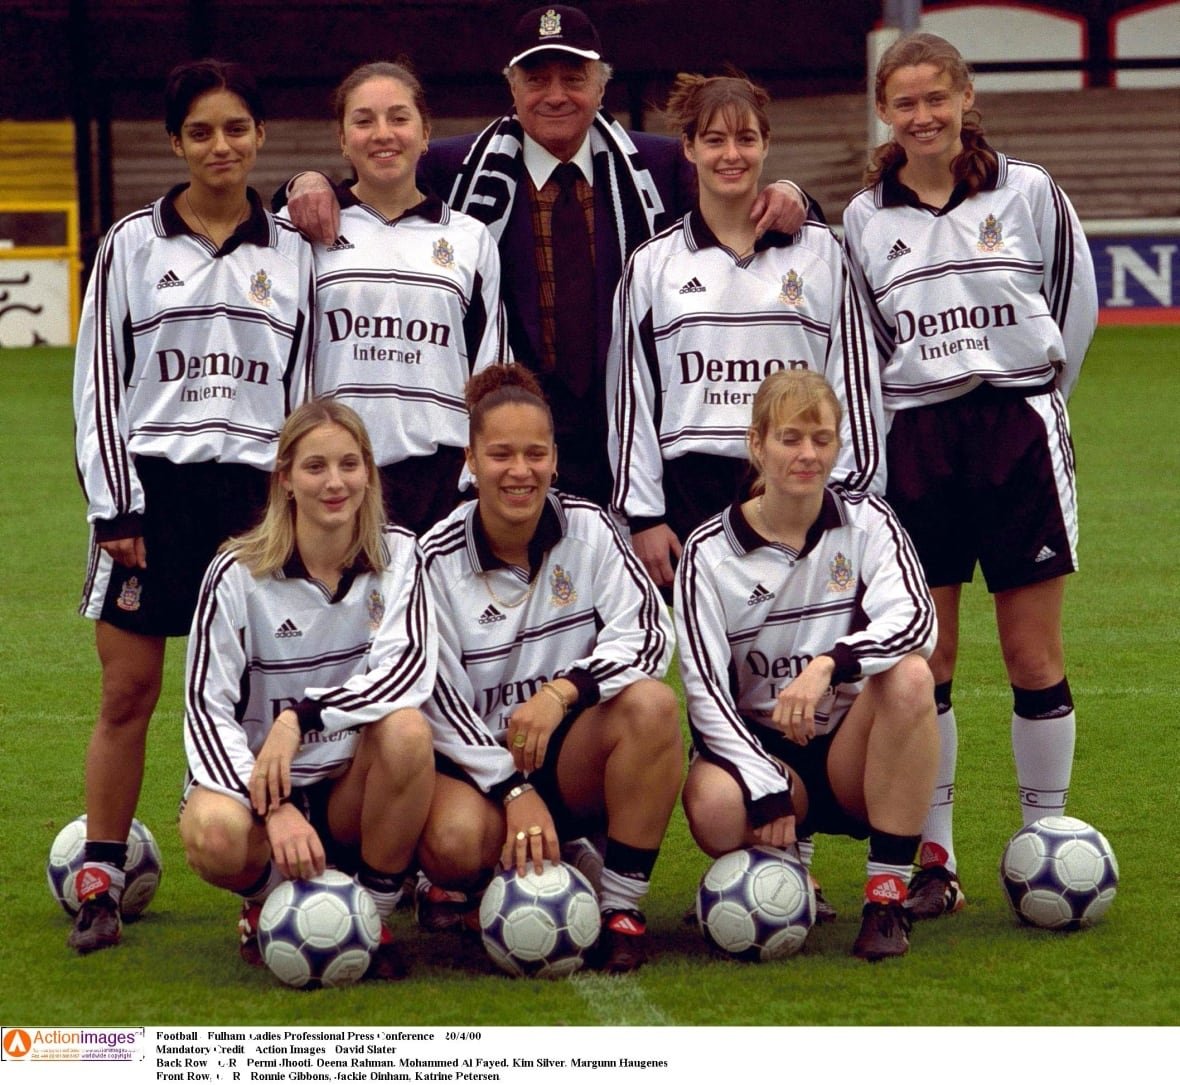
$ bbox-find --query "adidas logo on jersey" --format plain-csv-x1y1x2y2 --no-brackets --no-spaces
274,618,303,638
746,583,775,606
478,605,506,625
885,238,912,261
327,235,356,251
1034,545,1057,563
155,269,184,289
679,277,706,294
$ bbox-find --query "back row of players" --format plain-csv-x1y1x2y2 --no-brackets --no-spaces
69,5,1097,969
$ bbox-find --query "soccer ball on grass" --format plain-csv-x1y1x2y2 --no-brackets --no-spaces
479,859,601,978
258,870,382,988
999,816,1118,931
696,845,816,961
46,814,162,918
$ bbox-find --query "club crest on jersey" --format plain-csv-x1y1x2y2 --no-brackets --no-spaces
116,576,143,612
539,8,562,37
826,552,853,593
778,269,804,306
432,237,455,269
367,589,385,630
550,564,577,607
977,214,1004,253
248,268,273,305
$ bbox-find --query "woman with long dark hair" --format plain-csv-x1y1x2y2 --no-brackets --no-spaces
70,59,314,953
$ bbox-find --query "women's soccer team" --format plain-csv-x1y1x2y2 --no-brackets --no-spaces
68,9,1097,971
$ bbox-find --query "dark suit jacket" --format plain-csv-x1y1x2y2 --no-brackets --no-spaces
420,126,694,385
419,123,697,504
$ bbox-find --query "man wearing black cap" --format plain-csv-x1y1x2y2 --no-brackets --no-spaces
286,4,808,508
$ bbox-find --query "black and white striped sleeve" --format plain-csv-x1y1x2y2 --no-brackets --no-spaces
467,219,510,371
823,231,886,495
842,195,899,367
674,524,792,818
300,531,438,733
1027,170,1097,401
423,563,519,798
826,494,936,679
607,242,666,525
568,504,674,698
183,552,256,806
73,217,144,533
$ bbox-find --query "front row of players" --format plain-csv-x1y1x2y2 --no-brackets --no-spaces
169,364,937,972
179,367,682,975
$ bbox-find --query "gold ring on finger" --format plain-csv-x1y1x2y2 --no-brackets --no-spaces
512,734,527,748
527,825,543,836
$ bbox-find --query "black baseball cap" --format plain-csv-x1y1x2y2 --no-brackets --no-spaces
508,5,603,67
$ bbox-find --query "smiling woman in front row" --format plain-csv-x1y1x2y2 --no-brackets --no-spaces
415,363,680,974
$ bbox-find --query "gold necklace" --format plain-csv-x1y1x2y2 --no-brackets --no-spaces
755,495,791,545
757,494,818,549
480,569,537,609
185,190,247,242
755,495,775,539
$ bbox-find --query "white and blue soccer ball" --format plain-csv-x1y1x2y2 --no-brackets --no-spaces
479,859,601,978
257,870,382,988
999,816,1119,931
696,845,816,961
46,814,162,918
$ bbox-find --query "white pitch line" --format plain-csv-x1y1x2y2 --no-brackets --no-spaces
569,971,674,1026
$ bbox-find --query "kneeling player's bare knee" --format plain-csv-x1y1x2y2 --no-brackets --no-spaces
683,779,743,856
881,655,936,718
618,680,682,754
182,813,250,880
369,709,433,769
685,798,742,857
420,818,488,884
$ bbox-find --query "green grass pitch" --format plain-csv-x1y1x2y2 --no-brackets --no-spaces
1,327,1177,1028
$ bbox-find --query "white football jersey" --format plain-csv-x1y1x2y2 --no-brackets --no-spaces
842,154,1097,409
675,490,935,810
184,526,437,807
607,212,884,526
74,186,315,529
419,493,674,796
297,192,508,465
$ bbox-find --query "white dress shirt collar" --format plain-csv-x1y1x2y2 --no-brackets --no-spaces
522,132,595,190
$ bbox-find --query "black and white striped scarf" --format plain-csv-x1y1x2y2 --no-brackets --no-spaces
447,110,665,261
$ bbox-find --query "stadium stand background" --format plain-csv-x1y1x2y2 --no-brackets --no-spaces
1,0,1177,334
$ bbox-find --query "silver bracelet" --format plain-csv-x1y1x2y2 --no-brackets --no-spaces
502,782,535,806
